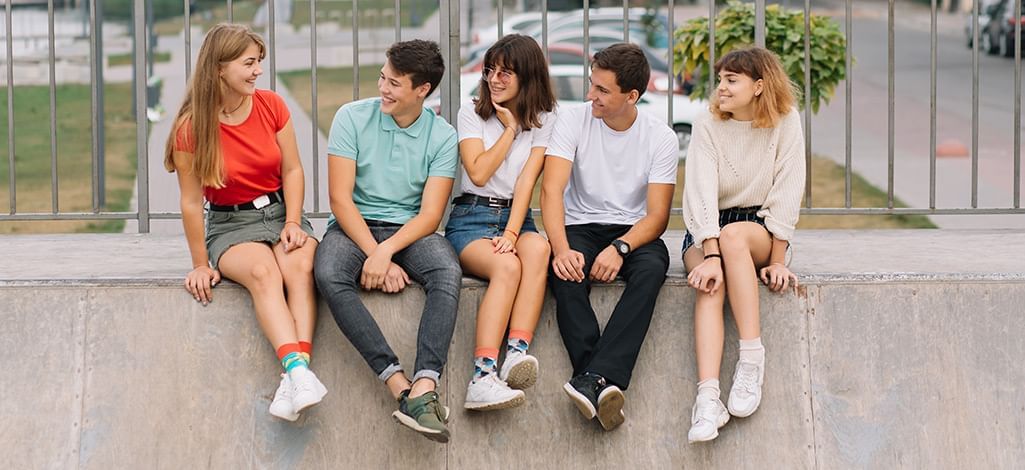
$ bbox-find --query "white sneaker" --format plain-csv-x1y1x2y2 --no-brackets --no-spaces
290,367,327,413
499,351,539,390
727,359,764,418
688,393,730,443
463,373,526,411
269,374,299,422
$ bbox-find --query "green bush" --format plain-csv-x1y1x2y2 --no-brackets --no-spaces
672,0,847,113
104,0,226,21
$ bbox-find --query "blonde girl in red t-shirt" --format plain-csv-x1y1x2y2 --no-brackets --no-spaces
163,24,326,422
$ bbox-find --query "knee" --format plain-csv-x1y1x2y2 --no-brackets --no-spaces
249,262,283,288
719,225,748,255
283,256,314,284
491,256,522,284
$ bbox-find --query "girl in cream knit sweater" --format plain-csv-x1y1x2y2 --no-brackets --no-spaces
681,47,806,443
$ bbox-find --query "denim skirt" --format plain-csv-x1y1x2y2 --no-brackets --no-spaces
681,206,767,255
444,202,539,256
205,201,315,269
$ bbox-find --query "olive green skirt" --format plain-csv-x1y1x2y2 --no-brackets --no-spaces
205,201,315,269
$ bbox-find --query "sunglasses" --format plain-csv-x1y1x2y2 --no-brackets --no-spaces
482,67,516,83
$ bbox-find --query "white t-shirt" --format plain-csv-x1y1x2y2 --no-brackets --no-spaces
546,102,678,225
457,101,555,199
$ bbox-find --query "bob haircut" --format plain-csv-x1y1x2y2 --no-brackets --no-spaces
474,34,556,131
710,46,799,128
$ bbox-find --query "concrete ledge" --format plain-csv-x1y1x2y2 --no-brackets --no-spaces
2,231,1024,468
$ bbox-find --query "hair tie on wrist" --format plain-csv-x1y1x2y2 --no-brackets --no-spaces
704,253,722,261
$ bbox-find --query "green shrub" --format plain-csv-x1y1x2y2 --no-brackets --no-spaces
672,0,847,113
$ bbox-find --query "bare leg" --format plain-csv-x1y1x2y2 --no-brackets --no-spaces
272,240,319,344
685,244,727,381
718,222,772,340
218,242,299,350
507,232,551,336
459,238,522,352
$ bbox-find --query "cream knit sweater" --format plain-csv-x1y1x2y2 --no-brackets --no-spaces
682,107,806,247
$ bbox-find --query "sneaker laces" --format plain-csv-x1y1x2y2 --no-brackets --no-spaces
733,361,761,397
293,371,316,394
693,395,722,424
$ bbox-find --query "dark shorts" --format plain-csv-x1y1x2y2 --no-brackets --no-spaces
204,201,315,269
681,206,767,256
443,202,540,256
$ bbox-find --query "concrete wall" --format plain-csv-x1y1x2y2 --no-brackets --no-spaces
3,279,1023,469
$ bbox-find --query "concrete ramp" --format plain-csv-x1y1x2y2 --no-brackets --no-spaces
1,231,1023,469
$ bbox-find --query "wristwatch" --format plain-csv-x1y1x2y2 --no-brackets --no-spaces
610,239,631,258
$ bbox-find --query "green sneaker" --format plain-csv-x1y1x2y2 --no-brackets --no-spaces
391,390,450,443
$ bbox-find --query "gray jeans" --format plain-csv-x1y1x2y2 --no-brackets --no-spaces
314,221,462,385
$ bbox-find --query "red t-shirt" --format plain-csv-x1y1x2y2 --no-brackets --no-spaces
174,89,291,206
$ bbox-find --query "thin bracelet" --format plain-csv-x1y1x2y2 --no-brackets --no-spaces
284,220,301,227
704,253,722,260
504,229,519,239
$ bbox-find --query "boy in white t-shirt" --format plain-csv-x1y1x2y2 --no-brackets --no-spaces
541,43,678,432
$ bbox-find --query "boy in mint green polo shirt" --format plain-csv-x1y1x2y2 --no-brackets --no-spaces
313,39,462,443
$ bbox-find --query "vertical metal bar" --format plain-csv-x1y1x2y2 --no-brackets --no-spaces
4,0,13,214
929,0,937,209
91,0,103,212
755,0,766,48
1016,0,1022,208
887,0,894,209
227,0,233,23
134,0,150,232
310,0,319,213
582,0,589,99
449,0,461,121
803,0,811,208
395,0,401,42
667,0,674,125
844,0,851,207
622,0,628,42
497,0,504,38
48,0,58,213
268,0,276,91
353,0,359,101
541,0,548,59
185,0,192,79
708,0,716,95
971,0,980,208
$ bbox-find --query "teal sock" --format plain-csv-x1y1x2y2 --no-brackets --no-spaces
281,351,308,373
506,337,530,355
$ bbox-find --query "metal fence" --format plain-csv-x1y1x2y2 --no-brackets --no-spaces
1,0,1023,233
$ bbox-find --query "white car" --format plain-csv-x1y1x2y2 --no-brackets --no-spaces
470,12,564,47
427,66,706,159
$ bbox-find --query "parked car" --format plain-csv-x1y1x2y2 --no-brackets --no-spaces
427,66,706,159
522,7,670,49
470,12,564,47
967,0,1025,57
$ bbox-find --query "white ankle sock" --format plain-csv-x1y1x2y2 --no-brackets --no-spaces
739,337,765,363
697,379,720,398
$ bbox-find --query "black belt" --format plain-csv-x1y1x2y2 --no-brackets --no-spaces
452,193,512,209
209,189,283,212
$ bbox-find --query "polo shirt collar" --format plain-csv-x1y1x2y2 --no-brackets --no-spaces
381,106,428,138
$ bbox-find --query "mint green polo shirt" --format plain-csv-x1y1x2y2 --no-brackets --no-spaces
326,98,458,228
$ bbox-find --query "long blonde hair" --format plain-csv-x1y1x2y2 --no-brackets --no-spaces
163,23,265,188
710,46,798,128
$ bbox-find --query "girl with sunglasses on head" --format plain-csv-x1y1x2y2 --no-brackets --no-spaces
682,46,805,443
444,34,557,411
164,24,325,422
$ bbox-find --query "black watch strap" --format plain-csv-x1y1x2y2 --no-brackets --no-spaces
611,239,631,258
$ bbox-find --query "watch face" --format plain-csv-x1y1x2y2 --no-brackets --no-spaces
618,244,628,254
615,241,628,254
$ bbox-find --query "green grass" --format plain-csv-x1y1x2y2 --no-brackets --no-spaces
279,64,383,135
108,51,172,67
290,0,438,30
153,0,261,36
0,83,139,234
280,65,936,230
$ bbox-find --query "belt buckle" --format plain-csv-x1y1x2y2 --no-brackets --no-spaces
252,194,271,209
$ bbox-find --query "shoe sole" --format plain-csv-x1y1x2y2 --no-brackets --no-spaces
504,357,538,390
269,407,299,422
688,412,730,443
391,411,451,443
597,387,625,431
464,391,526,411
292,391,325,414
727,397,761,418
562,382,596,420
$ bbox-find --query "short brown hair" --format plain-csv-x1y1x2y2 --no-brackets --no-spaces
386,39,445,97
475,34,556,131
591,43,650,97
711,46,798,128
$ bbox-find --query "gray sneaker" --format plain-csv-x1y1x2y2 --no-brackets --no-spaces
392,390,450,443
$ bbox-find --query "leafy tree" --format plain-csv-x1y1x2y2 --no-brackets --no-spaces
672,0,847,113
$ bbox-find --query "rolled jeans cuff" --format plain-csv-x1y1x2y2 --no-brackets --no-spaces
411,369,441,385
378,363,404,382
